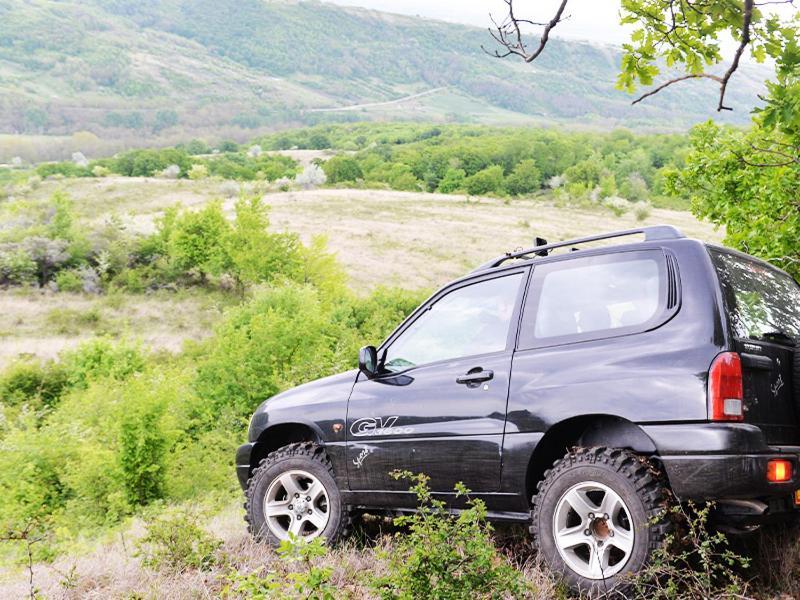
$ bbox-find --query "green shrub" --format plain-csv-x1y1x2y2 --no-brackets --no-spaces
222,537,335,600
109,148,191,178
464,165,505,196
167,201,232,280
36,162,92,178
110,267,148,293
437,167,466,193
633,502,750,599
55,269,83,292
135,509,223,573
188,164,209,180
322,155,363,183
374,472,526,599
119,398,167,506
60,338,146,389
195,284,351,421
505,159,541,196
0,249,37,285
0,359,70,409
224,196,302,288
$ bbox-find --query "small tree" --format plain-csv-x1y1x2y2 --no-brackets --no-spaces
464,165,505,196
295,164,327,189
167,202,231,281
322,155,363,184
224,196,302,289
118,401,166,506
188,164,209,180
437,168,466,193
505,159,541,196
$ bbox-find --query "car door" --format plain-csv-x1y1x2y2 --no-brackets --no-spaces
346,268,528,497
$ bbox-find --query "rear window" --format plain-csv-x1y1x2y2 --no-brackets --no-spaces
710,249,800,342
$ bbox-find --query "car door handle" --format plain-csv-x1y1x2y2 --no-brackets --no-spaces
456,370,494,385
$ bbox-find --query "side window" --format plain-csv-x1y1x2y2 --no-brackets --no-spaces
383,273,524,372
520,251,668,348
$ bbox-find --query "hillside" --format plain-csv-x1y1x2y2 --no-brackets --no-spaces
0,0,767,155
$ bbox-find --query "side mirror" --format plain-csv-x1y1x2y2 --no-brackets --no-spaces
358,345,378,379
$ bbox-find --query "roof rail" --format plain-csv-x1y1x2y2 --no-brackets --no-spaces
473,225,684,272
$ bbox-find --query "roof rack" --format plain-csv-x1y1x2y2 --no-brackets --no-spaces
473,225,685,272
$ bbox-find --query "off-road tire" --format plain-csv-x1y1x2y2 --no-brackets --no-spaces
244,442,351,546
530,446,670,595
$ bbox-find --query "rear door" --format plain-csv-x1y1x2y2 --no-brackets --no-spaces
709,250,800,445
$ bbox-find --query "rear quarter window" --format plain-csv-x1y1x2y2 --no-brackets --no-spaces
709,249,800,342
519,249,672,349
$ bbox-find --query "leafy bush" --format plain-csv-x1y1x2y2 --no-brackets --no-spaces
505,159,541,196
224,196,302,288
36,162,92,178
108,148,191,178
222,537,335,599
188,164,209,180
0,248,37,285
374,472,526,599
119,396,167,506
633,502,750,599
464,165,505,196
55,268,83,292
60,338,146,389
0,359,69,409
195,283,349,420
323,155,363,183
135,509,223,573
167,201,232,280
437,167,466,193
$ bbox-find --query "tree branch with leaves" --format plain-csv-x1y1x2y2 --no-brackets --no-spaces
486,0,798,112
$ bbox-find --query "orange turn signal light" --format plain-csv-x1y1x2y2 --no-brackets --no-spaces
794,490,800,506
767,459,793,483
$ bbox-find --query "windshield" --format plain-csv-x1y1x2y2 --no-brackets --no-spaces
710,249,800,343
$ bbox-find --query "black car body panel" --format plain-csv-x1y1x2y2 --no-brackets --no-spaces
238,227,800,523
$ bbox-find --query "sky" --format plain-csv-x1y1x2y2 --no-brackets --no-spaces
323,0,632,45
323,0,796,49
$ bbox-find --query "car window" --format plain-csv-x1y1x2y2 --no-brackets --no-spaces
383,273,523,371
523,252,664,344
710,250,800,342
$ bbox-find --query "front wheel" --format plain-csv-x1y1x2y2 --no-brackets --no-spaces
531,447,670,594
245,442,351,546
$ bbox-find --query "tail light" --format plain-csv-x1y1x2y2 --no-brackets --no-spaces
767,459,793,483
708,352,744,422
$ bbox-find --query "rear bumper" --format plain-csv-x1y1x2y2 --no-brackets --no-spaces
236,442,256,490
644,423,800,503
659,453,799,500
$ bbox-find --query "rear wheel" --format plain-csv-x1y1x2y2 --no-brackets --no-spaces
245,442,351,546
531,447,670,594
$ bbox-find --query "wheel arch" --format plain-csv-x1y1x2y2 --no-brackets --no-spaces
524,415,660,502
250,422,323,474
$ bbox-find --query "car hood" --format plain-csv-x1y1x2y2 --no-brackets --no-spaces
247,369,359,442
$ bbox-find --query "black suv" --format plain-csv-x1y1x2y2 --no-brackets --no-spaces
237,225,800,591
